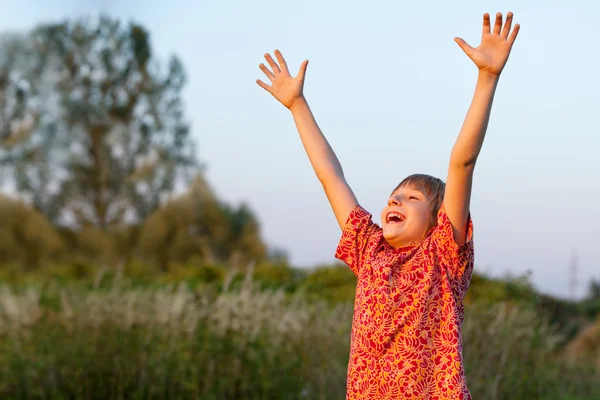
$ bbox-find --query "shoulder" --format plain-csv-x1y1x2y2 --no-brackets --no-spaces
428,202,474,284
335,204,383,275
338,204,382,245
431,202,474,253
343,204,374,229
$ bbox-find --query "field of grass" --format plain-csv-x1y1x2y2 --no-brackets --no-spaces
0,268,598,399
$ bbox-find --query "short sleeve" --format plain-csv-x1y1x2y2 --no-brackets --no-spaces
334,205,381,276
431,203,474,287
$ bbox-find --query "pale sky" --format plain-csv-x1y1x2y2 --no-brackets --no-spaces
1,0,599,300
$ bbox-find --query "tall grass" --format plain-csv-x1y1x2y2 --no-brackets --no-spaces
0,276,597,399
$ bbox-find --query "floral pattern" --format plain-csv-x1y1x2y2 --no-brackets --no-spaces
335,203,474,399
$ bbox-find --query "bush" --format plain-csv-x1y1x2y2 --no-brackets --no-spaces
299,263,357,304
252,261,305,292
0,195,64,269
0,277,597,399
0,279,351,398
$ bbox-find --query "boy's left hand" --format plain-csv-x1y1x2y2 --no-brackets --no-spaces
455,12,520,76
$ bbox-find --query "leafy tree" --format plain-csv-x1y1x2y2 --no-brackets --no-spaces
139,176,267,271
0,16,198,229
588,279,600,300
0,194,64,269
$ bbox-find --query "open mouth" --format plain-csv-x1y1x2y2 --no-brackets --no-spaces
386,211,406,224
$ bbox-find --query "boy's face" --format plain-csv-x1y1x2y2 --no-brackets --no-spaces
381,185,433,249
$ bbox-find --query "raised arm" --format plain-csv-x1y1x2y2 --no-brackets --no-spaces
445,12,520,245
257,50,358,230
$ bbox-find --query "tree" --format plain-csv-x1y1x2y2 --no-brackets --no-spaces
0,194,64,269
138,176,267,271
588,278,600,300
0,16,198,229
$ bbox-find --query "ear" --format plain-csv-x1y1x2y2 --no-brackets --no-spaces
429,198,443,228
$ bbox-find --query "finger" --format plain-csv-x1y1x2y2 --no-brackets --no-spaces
482,13,491,36
493,12,503,35
501,12,513,39
454,37,474,57
274,49,289,74
256,79,272,93
297,59,309,81
259,63,275,82
264,53,281,75
508,23,520,46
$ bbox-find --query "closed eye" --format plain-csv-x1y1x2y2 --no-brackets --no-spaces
409,196,419,200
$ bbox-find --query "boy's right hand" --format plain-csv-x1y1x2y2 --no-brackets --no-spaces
257,50,359,231
256,50,308,111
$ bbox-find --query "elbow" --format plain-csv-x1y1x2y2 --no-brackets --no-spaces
449,157,477,171
450,152,478,169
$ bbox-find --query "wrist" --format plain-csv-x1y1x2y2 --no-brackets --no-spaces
477,70,501,84
289,95,308,114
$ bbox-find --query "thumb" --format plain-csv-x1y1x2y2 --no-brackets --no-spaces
454,37,474,57
297,59,309,80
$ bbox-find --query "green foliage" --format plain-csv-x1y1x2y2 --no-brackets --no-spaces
252,261,306,292
138,176,267,270
579,298,600,320
0,176,268,273
0,15,198,228
579,279,600,319
299,263,357,304
462,302,598,399
465,271,537,305
0,195,64,269
0,279,597,399
0,280,351,399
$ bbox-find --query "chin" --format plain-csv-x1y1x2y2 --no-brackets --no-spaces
383,229,403,243
384,223,402,234
383,228,419,248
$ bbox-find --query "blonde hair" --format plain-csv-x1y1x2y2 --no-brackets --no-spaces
392,174,445,229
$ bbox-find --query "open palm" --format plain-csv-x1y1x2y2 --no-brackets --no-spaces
455,12,520,76
256,50,308,110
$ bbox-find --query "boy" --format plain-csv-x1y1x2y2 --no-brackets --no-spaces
257,12,520,400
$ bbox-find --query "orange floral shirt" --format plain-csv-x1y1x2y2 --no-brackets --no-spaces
335,203,474,400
